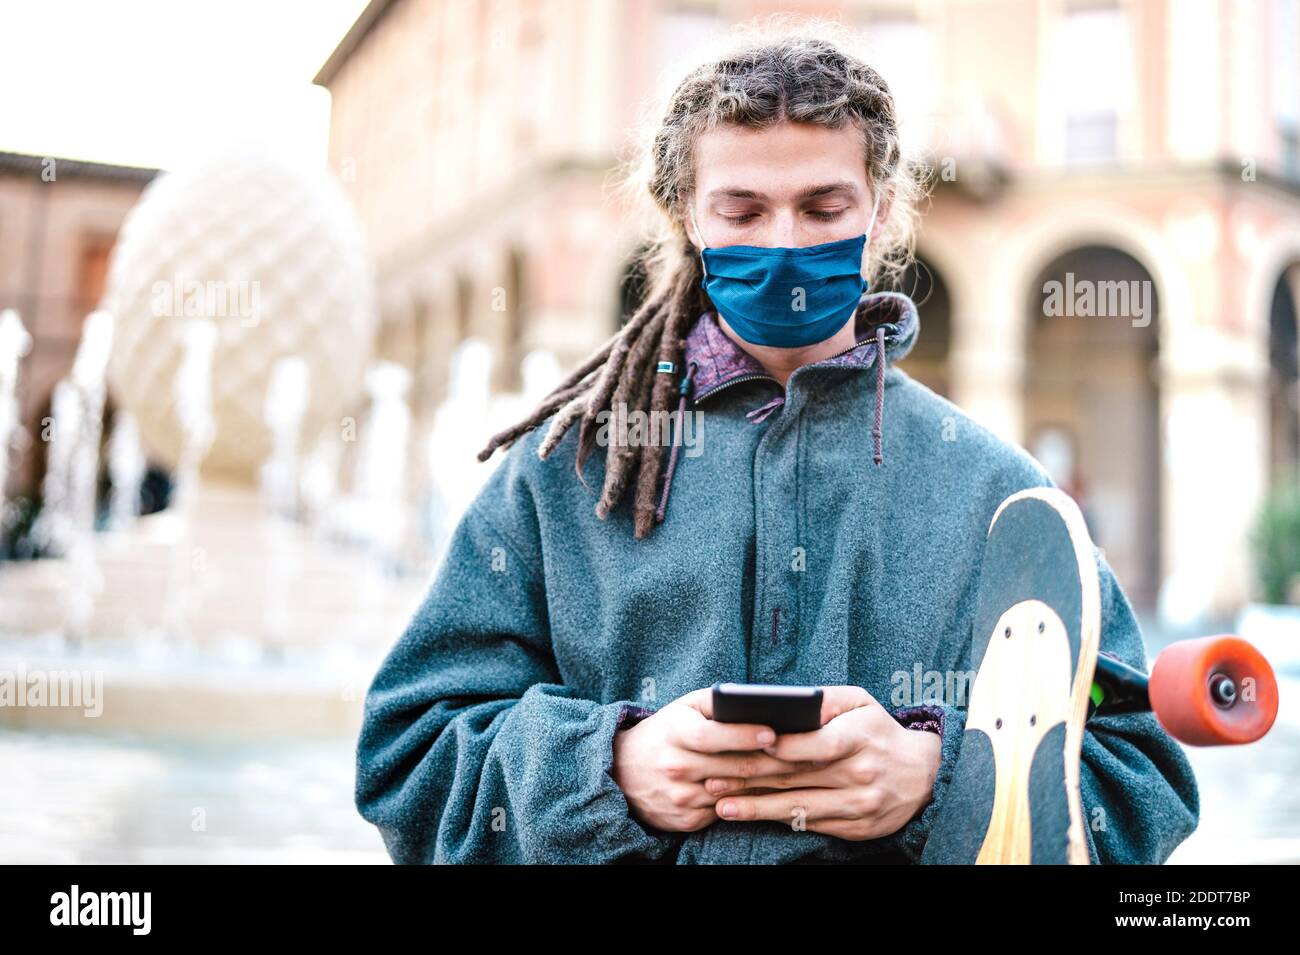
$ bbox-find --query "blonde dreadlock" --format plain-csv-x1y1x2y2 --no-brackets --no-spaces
477,18,926,538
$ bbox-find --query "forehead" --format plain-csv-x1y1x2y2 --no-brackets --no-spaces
693,121,868,200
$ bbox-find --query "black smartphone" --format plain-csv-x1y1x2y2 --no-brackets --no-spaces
711,682,824,734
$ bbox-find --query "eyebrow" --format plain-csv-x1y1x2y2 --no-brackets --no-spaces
705,181,861,201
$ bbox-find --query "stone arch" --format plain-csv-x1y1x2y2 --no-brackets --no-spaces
993,200,1188,366
1023,242,1162,610
1267,261,1300,482
888,249,954,397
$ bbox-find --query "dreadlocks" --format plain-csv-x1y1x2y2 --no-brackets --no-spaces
477,19,926,538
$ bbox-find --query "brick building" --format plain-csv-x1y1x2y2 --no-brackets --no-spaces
0,151,158,494
314,0,1300,618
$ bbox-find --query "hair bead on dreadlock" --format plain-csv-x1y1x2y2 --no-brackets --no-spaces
596,298,676,517
475,22,926,538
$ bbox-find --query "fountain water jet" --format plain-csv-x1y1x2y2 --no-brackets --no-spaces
106,411,145,533
351,362,412,575
0,309,33,503
162,319,218,642
260,356,311,520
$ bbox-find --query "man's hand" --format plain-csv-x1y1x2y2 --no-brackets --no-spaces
611,687,831,834
702,685,942,841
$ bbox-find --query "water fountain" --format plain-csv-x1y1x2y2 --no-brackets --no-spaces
64,310,115,643
161,318,217,644
15,310,117,641
0,309,32,503
259,356,310,520
106,410,144,533
0,147,576,863
0,146,427,738
298,433,341,529
32,380,80,557
520,349,563,406
419,340,564,565
350,361,412,574
425,338,493,562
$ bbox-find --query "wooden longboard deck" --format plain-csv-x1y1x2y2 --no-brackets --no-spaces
920,487,1101,864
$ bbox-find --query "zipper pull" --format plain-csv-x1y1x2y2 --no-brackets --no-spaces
680,361,698,399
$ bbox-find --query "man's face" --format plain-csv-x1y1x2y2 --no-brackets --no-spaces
686,119,883,251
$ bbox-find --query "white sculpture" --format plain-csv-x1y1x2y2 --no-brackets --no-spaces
101,144,376,483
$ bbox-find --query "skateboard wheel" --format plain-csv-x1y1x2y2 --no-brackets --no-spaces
1148,635,1279,746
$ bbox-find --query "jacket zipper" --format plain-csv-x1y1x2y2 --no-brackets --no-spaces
692,371,780,403
821,322,900,363
728,325,898,661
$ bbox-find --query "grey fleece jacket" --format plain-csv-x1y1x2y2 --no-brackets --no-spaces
354,290,1200,864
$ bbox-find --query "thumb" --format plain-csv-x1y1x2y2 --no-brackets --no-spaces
818,685,877,725
678,686,715,719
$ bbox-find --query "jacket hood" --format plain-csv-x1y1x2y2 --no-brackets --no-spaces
856,289,920,364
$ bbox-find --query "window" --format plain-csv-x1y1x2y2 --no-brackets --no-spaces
1054,1,1132,165
77,235,115,319
1274,0,1299,177
863,14,936,155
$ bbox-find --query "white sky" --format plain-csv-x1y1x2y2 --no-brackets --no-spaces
0,0,370,171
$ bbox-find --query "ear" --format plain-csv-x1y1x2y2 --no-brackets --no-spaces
870,191,894,242
681,211,701,251
681,195,706,251
683,219,699,250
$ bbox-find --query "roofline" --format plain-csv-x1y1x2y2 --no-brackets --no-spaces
0,150,160,183
313,0,399,87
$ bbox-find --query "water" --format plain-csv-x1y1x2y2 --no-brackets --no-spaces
259,355,310,519
0,173,417,863
0,309,33,501
161,319,218,642
33,380,81,555
0,728,387,864
44,311,114,641
106,410,145,531
423,338,552,562
349,361,411,570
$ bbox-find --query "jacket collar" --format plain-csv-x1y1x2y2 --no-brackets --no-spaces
683,290,921,401
653,290,921,522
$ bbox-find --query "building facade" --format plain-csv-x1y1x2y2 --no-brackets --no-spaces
0,151,158,496
315,0,1300,620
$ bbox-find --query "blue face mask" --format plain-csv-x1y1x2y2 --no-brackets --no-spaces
690,194,879,348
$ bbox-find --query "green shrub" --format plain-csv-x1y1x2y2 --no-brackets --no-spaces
1252,477,1300,605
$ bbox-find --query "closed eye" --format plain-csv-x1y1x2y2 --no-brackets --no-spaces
722,209,847,224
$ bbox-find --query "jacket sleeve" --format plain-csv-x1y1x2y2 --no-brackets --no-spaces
354,442,683,864
881,702,969,862
1076,546,1200,864
881,547,1201,864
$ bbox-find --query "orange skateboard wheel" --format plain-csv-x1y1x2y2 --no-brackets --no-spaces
1148,635,1279,746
